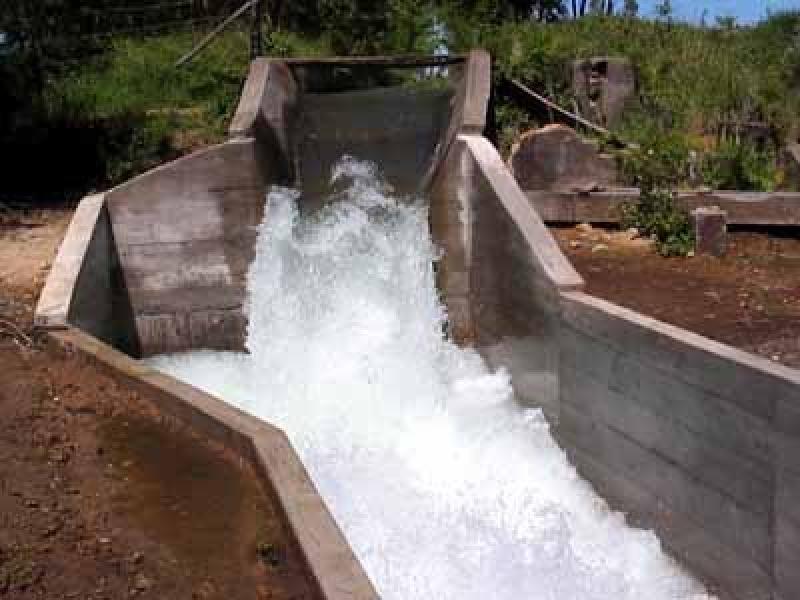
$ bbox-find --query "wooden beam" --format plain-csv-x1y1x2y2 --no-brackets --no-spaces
175,0,255,68
281,55,466,68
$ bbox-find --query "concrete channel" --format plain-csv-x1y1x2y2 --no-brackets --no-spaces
36,50,800,600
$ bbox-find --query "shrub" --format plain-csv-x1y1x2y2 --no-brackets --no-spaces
700,140,777,191
620,187,694,256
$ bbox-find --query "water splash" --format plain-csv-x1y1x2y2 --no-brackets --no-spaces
150,157,713,600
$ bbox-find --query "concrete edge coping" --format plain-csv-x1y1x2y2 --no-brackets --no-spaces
461,49,491,135
34,193,106,329
560,289,800,386
48,326,380,600
229,57,273,139
107,138,255,202
462,134,585,291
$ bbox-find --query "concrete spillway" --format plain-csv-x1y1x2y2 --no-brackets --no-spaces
36,52,800,600
149,156,711,599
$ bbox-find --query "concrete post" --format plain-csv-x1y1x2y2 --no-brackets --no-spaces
250,0,264,59
692,206,727,257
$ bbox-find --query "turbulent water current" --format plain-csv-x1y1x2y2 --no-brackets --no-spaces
149,157,713,600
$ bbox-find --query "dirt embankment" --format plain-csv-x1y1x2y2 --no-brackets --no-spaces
0,208,317,599
553,225,800,369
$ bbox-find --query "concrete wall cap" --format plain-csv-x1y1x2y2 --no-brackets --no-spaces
462,134,585,291
35,194,106,329
561,289,800,386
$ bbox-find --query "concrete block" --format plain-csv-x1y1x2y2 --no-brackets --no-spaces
692,206,728,257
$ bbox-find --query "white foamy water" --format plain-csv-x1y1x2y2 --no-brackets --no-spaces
150,157,713,600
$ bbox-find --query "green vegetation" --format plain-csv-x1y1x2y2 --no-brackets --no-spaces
616,139,694,256
460,12,800,192
620,188,694,257
0,26,326,202
3,0,800,209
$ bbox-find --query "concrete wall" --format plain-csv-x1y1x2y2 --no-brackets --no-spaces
35,194,139,354
105,138,279,356
430,134,583,420
557,291,800,600
229,58,298,179
528,188,800,226
100,59,300,357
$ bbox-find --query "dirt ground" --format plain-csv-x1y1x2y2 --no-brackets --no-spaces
552,225,800,369
0,208,316,599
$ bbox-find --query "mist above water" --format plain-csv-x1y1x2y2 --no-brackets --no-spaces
150,157,713,600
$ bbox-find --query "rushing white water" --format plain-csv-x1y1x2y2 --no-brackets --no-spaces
150,157,713,600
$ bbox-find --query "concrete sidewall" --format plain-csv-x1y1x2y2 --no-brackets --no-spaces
429,126,800,599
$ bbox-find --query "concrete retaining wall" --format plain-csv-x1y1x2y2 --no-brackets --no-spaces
557,291,800,600
432,130,800,597
49,326,377,600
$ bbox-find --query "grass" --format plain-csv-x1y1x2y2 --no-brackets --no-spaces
456,12,800,191
0,28,328,203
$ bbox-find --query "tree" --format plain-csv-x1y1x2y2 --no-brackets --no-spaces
589,0,614,15
655,0,672,20
449,0,566,22
571,0,617,18
716,15,737,31
623,0,638,17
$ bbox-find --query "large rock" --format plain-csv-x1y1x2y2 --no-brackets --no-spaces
572,57,637,129
509,124,617,191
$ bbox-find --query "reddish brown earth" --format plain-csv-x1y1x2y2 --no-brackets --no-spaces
0,208,317,599
553,225,800,369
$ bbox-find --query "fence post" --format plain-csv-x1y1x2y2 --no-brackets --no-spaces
250,0,264,59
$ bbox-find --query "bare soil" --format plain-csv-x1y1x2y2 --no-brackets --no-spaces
0,208,317,600
553,225,800,369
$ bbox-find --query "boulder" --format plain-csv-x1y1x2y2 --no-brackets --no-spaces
509,124,618,191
